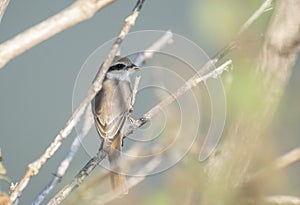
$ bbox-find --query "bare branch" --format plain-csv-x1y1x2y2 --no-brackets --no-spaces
213,0,274,61
125,59,232,136
131,76,141,107
0,0,10,23
264,195,300,205
134,30,173,65
248,146,300,183
47,149,107,205
141,59,228,122
0,0,116,69
32,106,94,205
8,0,145,204
274,147,300,170
237,0,273,36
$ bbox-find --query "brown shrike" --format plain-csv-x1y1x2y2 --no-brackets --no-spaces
92,56,139,194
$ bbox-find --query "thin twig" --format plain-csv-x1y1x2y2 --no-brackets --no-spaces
264,195,300,205
237,0,273,36
134,30,173,66
213,0,274,61
8,1,145,204
125,59,232,136
63,155,162,204
0,0,10,23
248,146,300,183
131,76,141,107
47,149,107,205
32,105,93,205
274,147,300,169
0,0,116,69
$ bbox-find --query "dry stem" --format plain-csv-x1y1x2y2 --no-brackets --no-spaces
0,0,116,69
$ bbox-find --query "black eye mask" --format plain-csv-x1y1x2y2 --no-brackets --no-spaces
108,63,127,71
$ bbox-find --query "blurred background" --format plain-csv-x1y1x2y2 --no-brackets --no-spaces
0,0,299,204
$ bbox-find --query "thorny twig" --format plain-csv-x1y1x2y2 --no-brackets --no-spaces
9,0,145,204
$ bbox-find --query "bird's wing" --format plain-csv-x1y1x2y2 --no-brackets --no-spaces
94,111,126,141
91,78,131,141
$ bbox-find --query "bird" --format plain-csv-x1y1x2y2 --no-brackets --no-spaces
91,56,139,194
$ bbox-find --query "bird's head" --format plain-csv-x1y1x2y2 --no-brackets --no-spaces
106,56,139,80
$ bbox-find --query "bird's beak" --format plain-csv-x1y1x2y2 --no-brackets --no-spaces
131,64,140,71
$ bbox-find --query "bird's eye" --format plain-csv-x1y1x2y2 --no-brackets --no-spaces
116,64,125,69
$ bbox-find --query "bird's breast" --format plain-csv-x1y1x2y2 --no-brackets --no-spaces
93,79,132,124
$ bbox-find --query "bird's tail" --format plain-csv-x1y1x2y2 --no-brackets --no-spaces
108,135,128,195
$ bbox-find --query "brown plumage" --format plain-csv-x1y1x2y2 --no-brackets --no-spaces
92,57,138,194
